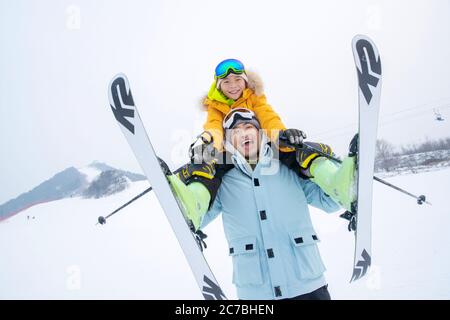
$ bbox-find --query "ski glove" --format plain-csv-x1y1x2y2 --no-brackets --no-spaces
190,131,218,164
296,142,333,171
177,160,217,184
191,143,219,164
279,129,307,146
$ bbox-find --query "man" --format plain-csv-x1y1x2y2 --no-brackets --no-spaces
167,109,356,300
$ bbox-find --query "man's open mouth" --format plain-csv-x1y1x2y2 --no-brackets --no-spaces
241,139,253,147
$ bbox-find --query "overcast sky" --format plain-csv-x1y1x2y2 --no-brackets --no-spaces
1,0,449,204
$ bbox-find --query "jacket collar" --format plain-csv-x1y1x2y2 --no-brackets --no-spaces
206,87,254,113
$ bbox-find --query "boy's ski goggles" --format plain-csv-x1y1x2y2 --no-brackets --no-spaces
215,59,245,79
223,108,259,130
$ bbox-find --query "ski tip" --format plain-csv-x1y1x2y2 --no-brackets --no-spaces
111,72,128,81
108,73,130,91
108,73,134,118
351,34,375,45
351,34,380,54
352,34,380,54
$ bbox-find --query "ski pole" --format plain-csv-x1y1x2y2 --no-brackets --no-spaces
372,176,429,205
96,163,189,225
97,187,153,225
283,140,431,205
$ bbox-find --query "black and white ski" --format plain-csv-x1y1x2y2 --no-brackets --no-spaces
108,73,226,300
349,35,382,282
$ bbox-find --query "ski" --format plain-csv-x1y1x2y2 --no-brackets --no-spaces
108,73,226,300
349,35,382,282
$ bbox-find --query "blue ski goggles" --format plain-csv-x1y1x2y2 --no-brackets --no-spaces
215,59,245,79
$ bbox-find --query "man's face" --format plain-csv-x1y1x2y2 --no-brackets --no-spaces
229,123,260,160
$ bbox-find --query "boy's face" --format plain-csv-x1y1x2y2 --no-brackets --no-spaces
229,123,260,160
220,73,246,100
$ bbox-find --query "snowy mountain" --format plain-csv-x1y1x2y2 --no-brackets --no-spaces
80,162,146,199
0,166,449,299
0,162,145,221
82,170,130,199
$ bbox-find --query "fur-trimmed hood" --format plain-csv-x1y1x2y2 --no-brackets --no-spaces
245,70,264,96
200,70,264,110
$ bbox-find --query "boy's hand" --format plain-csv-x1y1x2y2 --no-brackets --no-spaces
296,142,333,171
178,161,217,184
279,129,307,146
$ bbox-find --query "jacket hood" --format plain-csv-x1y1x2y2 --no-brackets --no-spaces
245,70,264,96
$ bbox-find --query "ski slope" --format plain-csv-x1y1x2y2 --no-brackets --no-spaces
0,167,449,299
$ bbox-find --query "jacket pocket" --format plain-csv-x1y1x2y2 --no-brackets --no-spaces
289,229,326,280
228,236,263,286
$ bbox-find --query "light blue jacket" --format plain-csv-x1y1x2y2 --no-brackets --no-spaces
201,138,341,300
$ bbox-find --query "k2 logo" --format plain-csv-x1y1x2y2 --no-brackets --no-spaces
202,275,226,300
356,39,382,105
110,76,136,134
351,249,372,282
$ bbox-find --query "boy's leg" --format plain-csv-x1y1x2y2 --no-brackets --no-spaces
279,142,334,179
169,156,234,230
167,175,212,230
309,156,356,211
279,142,356,211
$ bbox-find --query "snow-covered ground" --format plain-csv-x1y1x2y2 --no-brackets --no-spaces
313,168,450,299
1,167,449,299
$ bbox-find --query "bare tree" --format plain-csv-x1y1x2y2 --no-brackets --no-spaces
400,136,450,155
375,139,397,172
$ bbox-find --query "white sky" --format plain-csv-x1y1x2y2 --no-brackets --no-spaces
1,0,449,203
